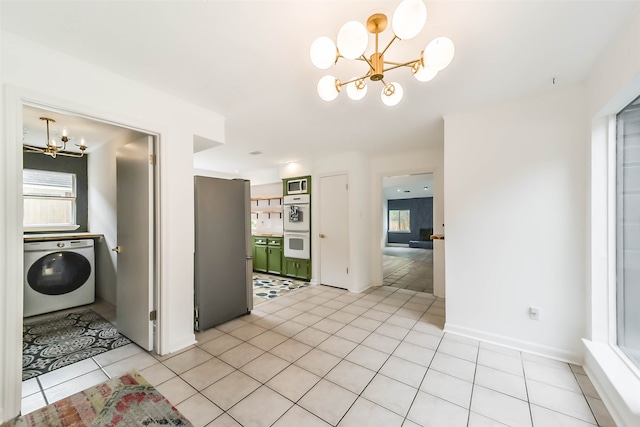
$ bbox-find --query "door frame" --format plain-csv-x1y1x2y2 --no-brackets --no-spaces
1,86,163,419
373,166,445,298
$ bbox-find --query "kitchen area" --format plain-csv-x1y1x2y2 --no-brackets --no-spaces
251,176,312,283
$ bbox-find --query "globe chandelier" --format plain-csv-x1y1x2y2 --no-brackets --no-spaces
310,0,455,106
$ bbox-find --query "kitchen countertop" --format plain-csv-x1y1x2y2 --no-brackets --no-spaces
252,233,283,237
24,232,105,242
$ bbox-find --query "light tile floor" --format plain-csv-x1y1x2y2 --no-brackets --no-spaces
20,285,616,427
383,248,434,294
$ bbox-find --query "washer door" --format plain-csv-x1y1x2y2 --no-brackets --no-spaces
27,251,92,295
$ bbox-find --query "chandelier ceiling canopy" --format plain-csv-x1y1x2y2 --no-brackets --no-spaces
310,0,455,106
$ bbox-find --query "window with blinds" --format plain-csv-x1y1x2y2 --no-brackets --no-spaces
23,169,78,231
616,94,640,369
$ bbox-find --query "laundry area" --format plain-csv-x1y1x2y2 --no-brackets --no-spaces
20,105,158,395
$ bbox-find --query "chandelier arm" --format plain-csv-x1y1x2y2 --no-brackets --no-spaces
45,118,52,149
23,145,48,154
382,59,422,73
55,151,85,158
339,74,371,87
359,55,376,73
380,35,398,57
22,144,85,158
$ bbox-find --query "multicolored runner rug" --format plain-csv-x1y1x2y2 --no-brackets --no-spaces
23,309,131,381
3,371,193,427
252,274,310,304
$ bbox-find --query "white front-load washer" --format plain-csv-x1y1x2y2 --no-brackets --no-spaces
24,239,95,317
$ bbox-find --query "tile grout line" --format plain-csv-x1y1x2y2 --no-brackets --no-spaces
196,283,439,427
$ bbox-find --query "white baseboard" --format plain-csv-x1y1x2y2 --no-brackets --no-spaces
162,335,197,356
444,323,582,364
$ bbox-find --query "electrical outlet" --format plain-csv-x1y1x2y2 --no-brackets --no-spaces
529,307,540,320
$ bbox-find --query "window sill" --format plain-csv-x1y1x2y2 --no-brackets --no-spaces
583,339,640,423
24,224,80,232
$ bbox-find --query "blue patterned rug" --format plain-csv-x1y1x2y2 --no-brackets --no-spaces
22,309,131,381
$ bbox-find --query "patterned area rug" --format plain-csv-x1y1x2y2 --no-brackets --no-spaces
3,371,193,427
23,309,131,381
252,274,310,304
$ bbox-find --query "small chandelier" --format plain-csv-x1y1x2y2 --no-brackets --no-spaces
310,0,455,106
23,117,88,158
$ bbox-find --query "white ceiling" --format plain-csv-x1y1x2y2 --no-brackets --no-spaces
383,173,433,199
4,1,639,174
22,105,143,154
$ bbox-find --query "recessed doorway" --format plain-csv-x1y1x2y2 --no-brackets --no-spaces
382,173,434,294
19,104,159,414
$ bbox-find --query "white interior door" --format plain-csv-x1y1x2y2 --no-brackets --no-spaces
319,174,349,289
116,136,154,351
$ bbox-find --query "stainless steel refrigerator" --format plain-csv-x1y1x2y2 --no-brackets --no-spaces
194,176,253,331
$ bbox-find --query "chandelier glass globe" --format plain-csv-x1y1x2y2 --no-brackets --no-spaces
310,36,337,69
337,21,368,60
346,78,368,101
422,37,455,71
392,0,427,40
413,64,438,82
381,82,403,106
317,75,340,101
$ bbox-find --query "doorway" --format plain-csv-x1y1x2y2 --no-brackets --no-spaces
382,173,434,294
19,104,159,413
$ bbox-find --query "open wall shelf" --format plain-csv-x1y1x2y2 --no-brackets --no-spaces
251,196,283,218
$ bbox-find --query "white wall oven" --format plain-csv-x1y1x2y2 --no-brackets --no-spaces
283,195,310,232
284,232,310,259
283,194,310,259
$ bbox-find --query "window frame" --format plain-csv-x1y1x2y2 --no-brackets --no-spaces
613,97,640,373
388,209,411,233
23,169,80,232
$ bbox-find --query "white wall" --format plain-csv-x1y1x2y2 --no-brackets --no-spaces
370,147,445,297
312,152,371,292
251,182,282,199
0,11,16,424
583,8,640,427
245,168,281,186
0,33,226,421
443,85,588,362
193,168,239,180
250,182,283,235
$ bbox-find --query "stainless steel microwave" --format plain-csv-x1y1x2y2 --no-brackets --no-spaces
287,178,308,194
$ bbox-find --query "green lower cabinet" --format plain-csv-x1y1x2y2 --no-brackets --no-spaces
267,246,282,274
253,236,268,272
283,257,311,281
253,236,283,275
253,244,268,273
